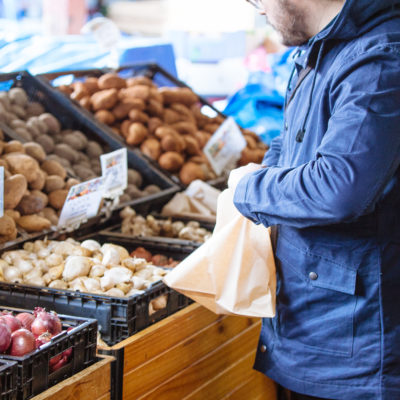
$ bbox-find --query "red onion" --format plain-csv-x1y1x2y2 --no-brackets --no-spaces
0,315,22,333
50,355,68,372
10,329,36,356
16,313,35,331
0,323,11,353
35,332,52,349
31,308,62,337
62,347,72,359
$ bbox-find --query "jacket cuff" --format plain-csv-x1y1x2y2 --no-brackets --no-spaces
233,173,260,225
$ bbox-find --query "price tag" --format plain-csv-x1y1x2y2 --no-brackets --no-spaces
0,167,3,218
203,117,246,175
100,148,128,199
58,176,106,229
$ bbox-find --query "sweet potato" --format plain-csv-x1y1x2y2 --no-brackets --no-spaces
16,215,51,232
95,109,115,125
90,89,118,111
126,123,148,146
4,174,27,209
158,151,184,172
128,109,149,124
119,85,150,101
140,138,161,160
98,73,126,90
159,87,198,106
48,189,68,210
179,162,206,185
3,153,40,184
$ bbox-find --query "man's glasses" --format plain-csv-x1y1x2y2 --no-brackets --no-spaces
246,0,264,12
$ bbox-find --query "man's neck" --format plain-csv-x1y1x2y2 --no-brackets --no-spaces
307,0,345,37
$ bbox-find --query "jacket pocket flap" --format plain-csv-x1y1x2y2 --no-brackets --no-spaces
277,236,357,295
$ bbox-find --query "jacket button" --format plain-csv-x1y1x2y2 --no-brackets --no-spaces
260,344,267,353
309,272,318,280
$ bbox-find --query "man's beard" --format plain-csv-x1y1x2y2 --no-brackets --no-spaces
266,0,310,46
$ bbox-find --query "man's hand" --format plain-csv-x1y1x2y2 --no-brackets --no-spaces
228,163,263,191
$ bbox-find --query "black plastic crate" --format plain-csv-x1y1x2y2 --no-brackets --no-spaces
37,63,228,189
0,306,97,400
0,70,179,211
0,360,17,400
0,234,194,346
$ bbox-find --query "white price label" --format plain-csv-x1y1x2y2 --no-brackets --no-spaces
58,176,106,229
100,148,128,199
203,117,246,176
0,167,3,218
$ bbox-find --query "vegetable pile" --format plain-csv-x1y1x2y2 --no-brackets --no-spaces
120,207,212,243
0,238,169,297
0,307,71,371
58,73,268,185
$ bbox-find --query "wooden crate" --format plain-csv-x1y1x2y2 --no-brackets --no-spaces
31,355,114,400
99,303,276,400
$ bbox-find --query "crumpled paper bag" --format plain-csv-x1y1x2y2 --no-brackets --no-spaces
163,187,276,318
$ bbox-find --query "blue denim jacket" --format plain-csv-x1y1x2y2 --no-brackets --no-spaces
234,0,400,398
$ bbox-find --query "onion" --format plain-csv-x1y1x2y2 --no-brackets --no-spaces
49,354,62,370
16,313,35,331
0,315,22,333
31,308,62,337
50,355,68,372
35,332,52,348
0,324,11,353
10,329,36,356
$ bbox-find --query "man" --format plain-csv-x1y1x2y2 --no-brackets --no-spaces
230,0,400,399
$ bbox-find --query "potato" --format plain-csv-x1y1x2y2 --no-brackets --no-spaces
73,165,96,181
64,178,80,190
41,207,58,225
98,73,126,90
31,190,48,207
127,169,143,187
54,143,79,164
183,135,201,155
4,209,20,221
120,97,146,111
172,121,197,136
0,159,7,169
154,126,179,140
126,184,143,199
79,96,91,110
38,113,61,135
163,109,183,124
29,169,46,191
202,123,220,134
23,142,46,162
16,193,46,215
27,116,48,136
142,184,161,195
63,132,86,151
82,77,99,94
147,99,164,118
3,153,40,183
149,88,163,104
71,82,90,101
3,140,24,154
161,134,184,153
179,162,206,185
10,104,25,119
90,89,118,111
119,85,150,101
126,123,148,146
170,103,195,121
45,175,65,193
158,151,184,172
86,141,103,158
128,109,149,124
120,120,132,138
4,174,27,209
140,138,161,160
126,76,154,87
41,159,67,179
71,131,88,149
95,109,115,125
48,189,68,210
0,215,17,242
8,88,28,107
112,102,135,120
14,127,32,142
35,135,55,153
159,87,198,106
16,215,51,232
26,102,45,117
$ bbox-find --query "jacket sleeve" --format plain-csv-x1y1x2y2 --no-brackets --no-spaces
234,49,400,228
262,134,283,166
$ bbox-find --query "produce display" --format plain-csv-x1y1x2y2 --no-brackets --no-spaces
0,307,71,371
57,73,268,185
119,206,212,243
0,87,162,212
0,238,169,297
130,246,179,268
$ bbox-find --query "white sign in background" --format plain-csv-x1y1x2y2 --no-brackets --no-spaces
203,117,247,176
58,176,106,229
100,148,128,199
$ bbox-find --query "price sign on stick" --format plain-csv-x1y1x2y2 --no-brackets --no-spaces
100,148,128,199
58,176,106,229
203,117,247,176
0,167,3,218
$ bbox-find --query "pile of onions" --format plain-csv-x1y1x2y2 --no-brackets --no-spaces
0,308,66,359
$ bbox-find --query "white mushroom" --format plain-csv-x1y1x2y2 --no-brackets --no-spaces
62,256,92,282
100,267,132,291
81,239,101,253
3,267,22,283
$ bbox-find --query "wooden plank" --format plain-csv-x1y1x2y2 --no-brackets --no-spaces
31,355,114,400
97,393,111,400
123,315,259,399
221,371,277,400
184,352,257,400
132,322,261,400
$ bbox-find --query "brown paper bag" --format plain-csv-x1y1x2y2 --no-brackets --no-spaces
163,188,276,318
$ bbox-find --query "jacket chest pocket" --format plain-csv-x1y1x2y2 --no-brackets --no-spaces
275,235,357,357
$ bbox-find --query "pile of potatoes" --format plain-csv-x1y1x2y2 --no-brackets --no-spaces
119,206,212,243
0,87,162,205
58,73,268,185
0,134,73,242
0,238,169,298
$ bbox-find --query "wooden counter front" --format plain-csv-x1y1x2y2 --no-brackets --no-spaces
100,303,276,400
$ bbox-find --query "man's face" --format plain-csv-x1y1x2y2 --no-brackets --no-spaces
261,0,311,46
